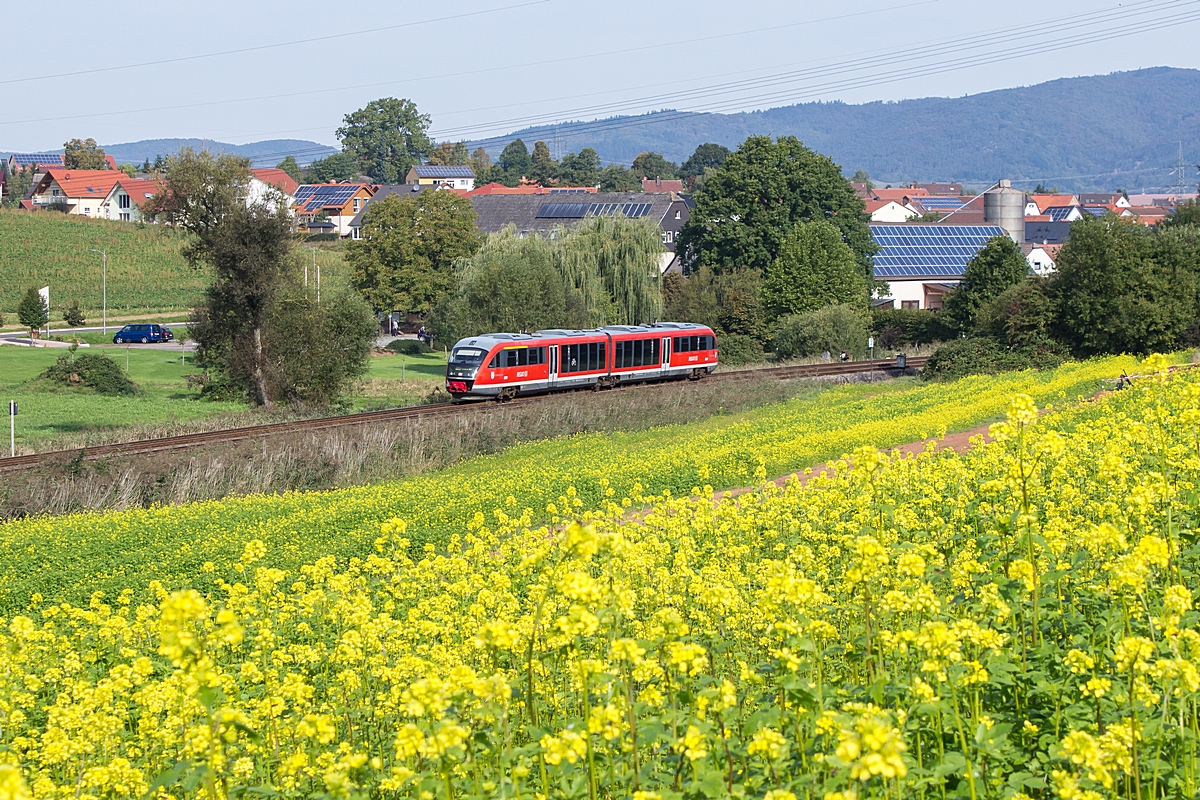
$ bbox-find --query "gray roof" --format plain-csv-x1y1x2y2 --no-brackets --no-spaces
470,192,683,236
349,183,435,227
411,165,475,178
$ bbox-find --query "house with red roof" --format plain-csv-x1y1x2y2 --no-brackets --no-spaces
27,169,128,218
292,183,374,237
103,178,161,222
249,168,299,211
1025,194,1079,216
864,199,917,222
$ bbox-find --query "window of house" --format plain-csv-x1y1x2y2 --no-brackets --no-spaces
675,210,681,219
119,213,130,221
353,198,361,212
119,194,131,209
351,227,362,240
901,300,920,310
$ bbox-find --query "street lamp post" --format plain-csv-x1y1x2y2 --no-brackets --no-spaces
90,249,107,334
303,246,319,305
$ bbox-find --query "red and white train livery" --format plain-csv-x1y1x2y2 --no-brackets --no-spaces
445,322,718,401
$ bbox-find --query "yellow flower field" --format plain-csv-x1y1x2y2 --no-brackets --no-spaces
0,357,1138,610
0,355,1195,799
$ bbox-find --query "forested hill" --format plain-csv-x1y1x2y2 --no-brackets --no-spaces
0,139,337,167
475,68,1200,192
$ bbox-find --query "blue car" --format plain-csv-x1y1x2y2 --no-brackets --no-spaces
113,324,169,344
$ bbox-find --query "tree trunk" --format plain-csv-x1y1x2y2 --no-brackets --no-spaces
252,326,274,409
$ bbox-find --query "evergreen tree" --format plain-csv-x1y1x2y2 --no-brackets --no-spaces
17,287,49,340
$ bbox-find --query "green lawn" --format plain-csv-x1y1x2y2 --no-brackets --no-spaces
0,344,448,452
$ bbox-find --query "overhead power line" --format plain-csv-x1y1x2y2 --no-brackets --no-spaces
230,0,1200,165
0,1,552,87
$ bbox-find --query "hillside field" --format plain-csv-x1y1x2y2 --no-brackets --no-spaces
0,212,357,321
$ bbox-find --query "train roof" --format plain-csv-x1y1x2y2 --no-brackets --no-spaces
452,322,713,350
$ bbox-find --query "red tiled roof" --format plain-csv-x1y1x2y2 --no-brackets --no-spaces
872,187,928,201
641,178,683,193
1025,214,1052,222
251,168,299,196
40,169,126,199
1029,194,1078,213
114,178,161,207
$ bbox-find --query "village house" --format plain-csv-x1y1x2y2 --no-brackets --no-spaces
293,183,374,237
26,169,127,218
405,165,475,191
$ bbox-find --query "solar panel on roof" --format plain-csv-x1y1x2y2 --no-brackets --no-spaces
869,224,1007,279
536,203,589,219
622,203,653,218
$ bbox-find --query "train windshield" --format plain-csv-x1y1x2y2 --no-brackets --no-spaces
449,347,487,367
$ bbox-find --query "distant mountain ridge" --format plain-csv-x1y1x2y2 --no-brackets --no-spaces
0,139,337,167
471,67,1200,192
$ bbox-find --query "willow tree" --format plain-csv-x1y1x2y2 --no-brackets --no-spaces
555,215,664,326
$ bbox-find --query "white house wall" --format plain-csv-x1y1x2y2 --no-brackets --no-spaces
877,279,959,310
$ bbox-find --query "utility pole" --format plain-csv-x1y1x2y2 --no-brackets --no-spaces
303,246,319,305
90,248,107,333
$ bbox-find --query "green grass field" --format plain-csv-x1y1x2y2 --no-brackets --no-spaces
0,210,204,319
0,344,447,452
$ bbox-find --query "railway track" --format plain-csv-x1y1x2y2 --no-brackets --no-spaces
0,356,926,473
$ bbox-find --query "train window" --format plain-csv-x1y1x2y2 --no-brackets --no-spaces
616,338,660,368
450,347,486,366
561,342,606,373
528,347,546,365
673,334,713,353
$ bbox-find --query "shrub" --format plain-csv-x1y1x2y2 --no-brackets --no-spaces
716,334,764,366
922,337,1063,382
39,351,139,396
385,338,431,356
870,307,955,347
62,301,86,327
773,303,869,359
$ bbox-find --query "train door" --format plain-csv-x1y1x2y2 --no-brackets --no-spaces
548,344,559,389
662,337,671,372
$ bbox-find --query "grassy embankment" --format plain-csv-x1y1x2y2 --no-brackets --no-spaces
0,210,356,327
0,344,447,453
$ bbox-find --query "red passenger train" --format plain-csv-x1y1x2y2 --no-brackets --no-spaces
445,323,718,401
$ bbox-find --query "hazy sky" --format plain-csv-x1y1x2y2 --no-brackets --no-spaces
3,0,1200,153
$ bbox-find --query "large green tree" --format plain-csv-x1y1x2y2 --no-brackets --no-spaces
305,152,359,183
275,156,302,182
559,148,600,187
556,215,663,326
427,141,470,166
942,235,1030,331
598,164,640,192
63,138,107,169
630,152,678,180
674,136,875,283
679,143,730,185
190,203,374,408
2,166,33,208
428,229,586,344
337,97,432,183
1050,216,1199,356
346,191,480,315
529,141,559,186
144,147,253,242
760,218,867,321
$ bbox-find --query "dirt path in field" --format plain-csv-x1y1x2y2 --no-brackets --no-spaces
718,422,996,501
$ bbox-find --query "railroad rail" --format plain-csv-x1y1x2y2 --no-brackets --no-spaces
0,356,926,473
